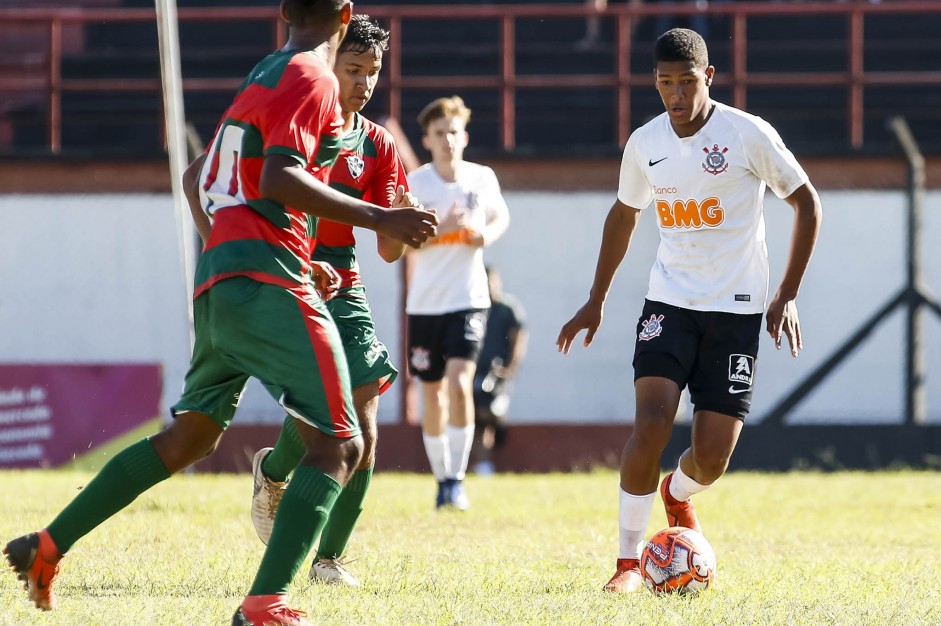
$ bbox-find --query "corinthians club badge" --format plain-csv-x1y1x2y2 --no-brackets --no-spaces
702,144,729,175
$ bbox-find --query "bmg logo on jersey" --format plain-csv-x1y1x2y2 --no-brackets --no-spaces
728,354,754,387
655,197,725,229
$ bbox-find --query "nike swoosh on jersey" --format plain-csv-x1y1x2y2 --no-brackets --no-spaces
648,157,668,167
728,386,750,394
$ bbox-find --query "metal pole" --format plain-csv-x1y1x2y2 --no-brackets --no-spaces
887,116,927,425
155,0,197,352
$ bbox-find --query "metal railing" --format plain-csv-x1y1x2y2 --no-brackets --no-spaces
0,2,939,154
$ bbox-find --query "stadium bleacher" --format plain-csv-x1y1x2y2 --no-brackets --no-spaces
1,0,940,158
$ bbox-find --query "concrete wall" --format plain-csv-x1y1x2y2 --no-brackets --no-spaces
1,190,939,426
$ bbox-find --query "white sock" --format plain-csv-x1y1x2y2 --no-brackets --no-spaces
445,424,475,481
669,464,710,503
422,433,450,482
618,488,655,560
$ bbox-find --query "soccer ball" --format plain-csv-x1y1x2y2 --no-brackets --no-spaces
640,526,717,594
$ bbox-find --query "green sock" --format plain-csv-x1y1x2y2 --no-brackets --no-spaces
46,438,171,553
248,465,341,596
262,415,306,483
317,467,373,560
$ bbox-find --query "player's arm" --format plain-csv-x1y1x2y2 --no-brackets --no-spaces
556,199,641,354
376,183,411,262
468,169,511,248
377,235,407,262
375,157,411,263
478,201,510,248
259,155,437,248
765,181,822,357
182,154,210,245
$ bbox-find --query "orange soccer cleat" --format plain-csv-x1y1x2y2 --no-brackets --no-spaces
232,594,313,626
3,529,63,611
603,558,644,593
660,472,702,533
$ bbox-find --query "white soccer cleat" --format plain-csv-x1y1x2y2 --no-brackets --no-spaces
251,447,287,545
450,479,470,511
309,558,361,587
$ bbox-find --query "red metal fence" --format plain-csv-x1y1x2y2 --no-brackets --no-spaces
0,1,939,154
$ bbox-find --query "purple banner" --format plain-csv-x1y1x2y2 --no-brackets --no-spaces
0,364,162,468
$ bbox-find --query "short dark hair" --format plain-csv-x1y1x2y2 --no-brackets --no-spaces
339,14,390,56
281,0,345,29
654,28,709,68
417,95,472,133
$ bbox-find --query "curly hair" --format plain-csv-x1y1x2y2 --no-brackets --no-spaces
339,14,390,56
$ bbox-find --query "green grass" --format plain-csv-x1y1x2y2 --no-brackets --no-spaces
1,470,940,625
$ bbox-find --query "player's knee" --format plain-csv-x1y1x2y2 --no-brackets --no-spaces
358,431,377,469
690,448,730,482
150,422,220,473
634,409,675,437
340,435,365,474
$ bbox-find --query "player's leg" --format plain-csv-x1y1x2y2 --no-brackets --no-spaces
420,377,451,507
440,309,488,509
663,310,762,530
441,357,476,509
313,290,398,580
660,415,741,533
605,300,696,593
471,400,497,476
410,313,453,507
311,380,379,586
228,281,363,624
252,289,397,549
4,288,244,611
668,409,743,502
605,375,684,592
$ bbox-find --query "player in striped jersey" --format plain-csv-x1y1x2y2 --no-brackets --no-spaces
3,3,436,625
248,14,409,589
557,28,821,593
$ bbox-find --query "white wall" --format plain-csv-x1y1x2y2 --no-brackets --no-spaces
0,194,192,421
1,191,938,426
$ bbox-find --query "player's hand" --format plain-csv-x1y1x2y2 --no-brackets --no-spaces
376,195,438,248
766,293,802,357
311,261,341,302
556,299,604,354
438,202,469,235
391,185,420,210
465,230,485,247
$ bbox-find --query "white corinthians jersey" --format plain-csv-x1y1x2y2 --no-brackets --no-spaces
407,161,509,315
618,101,808,314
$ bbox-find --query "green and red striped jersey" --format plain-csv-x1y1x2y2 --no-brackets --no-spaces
194,49,343,297
312,112,408,292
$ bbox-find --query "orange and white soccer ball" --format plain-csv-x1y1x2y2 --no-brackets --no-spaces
641,526,717,594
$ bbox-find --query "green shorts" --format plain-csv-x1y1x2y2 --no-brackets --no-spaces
171,276,359,438
328,286,398,393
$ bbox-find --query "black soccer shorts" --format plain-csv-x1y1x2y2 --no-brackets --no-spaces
632,299,762,420
407,308,489,382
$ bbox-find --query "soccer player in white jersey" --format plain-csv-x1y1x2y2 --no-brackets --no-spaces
556,28,822,593
407,96,511,510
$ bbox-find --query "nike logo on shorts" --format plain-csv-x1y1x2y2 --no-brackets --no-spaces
728,386,750,394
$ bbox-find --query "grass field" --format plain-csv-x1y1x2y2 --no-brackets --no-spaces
2,469,940,625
